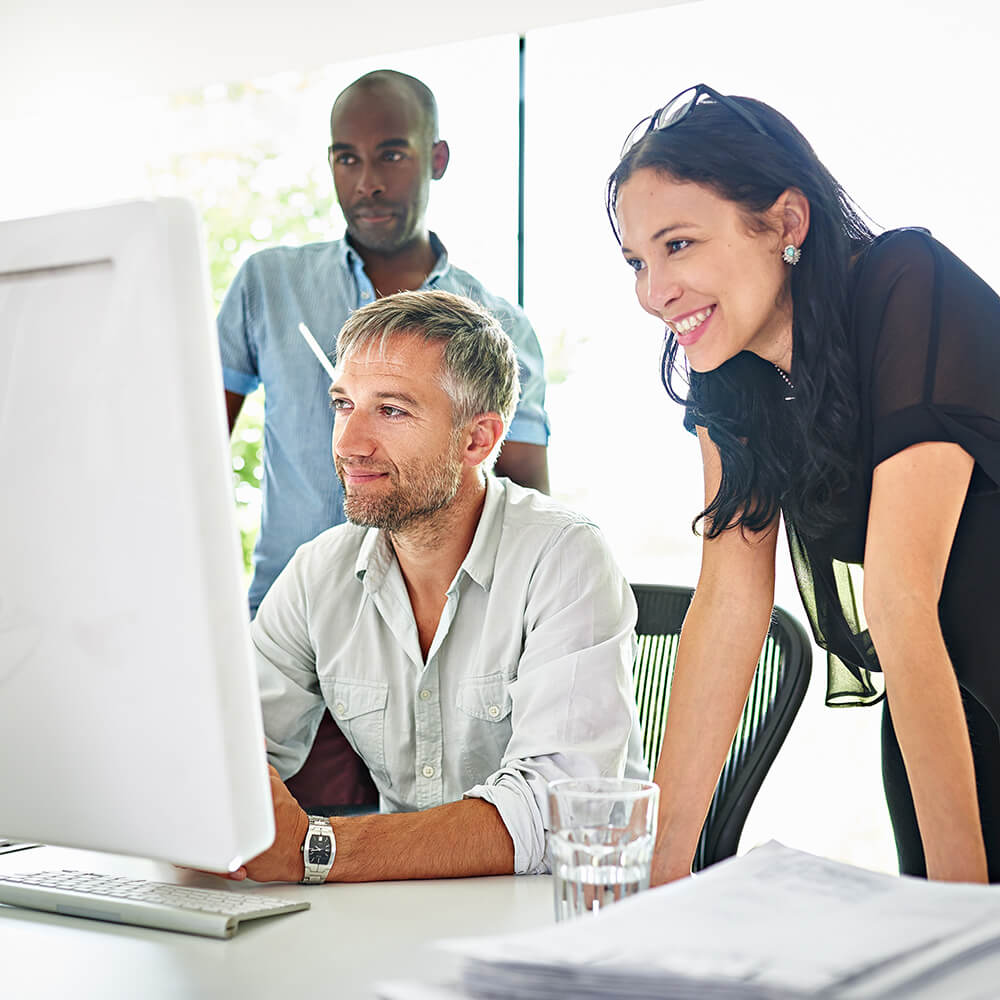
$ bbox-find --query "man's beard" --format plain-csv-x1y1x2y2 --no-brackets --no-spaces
344,202,412,255
337,445,463,534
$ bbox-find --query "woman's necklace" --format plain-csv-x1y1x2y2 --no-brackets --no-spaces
772,363,796,401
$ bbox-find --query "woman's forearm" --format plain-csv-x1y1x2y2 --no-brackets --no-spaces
865,441,983,882
651,582,774,883
872,601,987,883
651,428,780,884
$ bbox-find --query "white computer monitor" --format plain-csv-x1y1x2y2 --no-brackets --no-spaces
0,198,274,871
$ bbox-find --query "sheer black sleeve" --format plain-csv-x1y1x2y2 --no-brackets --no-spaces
852,229,1000,493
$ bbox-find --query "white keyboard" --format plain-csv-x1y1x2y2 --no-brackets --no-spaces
0,869,310,939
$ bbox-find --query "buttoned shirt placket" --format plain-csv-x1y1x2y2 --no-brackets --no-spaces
412,587,462,811
362,544,467,813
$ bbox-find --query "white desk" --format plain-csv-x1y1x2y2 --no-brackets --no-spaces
9,846,1000,999
0,844,552,1000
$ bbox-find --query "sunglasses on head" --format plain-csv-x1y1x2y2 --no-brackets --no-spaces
620,83,768,157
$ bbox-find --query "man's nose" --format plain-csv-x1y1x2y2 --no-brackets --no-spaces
355,161,385,197
333,411,375,458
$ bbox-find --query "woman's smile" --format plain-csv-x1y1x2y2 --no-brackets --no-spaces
667,304,716,346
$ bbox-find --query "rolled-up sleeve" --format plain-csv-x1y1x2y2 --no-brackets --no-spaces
217,260,262,397
464,522,641,874
252,549,327,780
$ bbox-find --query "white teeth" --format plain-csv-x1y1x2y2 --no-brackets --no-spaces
673,305,714,334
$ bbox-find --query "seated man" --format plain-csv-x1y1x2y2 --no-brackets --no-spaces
236,290,647,883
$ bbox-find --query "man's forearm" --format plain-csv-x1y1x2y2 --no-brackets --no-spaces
329,798,514,882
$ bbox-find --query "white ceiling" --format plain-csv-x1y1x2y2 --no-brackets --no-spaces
4,0,688,121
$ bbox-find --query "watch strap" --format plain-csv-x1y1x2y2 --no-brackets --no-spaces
301,815,336,884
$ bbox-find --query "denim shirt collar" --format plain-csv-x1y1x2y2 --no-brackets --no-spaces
340,231,451,297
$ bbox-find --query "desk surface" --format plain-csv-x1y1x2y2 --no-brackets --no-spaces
0,844,551,1000
9,846,1000,1000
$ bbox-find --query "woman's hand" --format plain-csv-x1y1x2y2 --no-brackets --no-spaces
649,833,694,887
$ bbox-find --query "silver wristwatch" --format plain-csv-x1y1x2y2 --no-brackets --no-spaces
301,815,336,884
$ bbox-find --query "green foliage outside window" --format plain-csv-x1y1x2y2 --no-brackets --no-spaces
150,138,339,576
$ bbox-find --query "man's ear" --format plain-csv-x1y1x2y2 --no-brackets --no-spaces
775,187,810,250
463,412,504,468
431,140,450,181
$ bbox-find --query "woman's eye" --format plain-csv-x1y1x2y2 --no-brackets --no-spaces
381,405,406,418
625,257,646,273
667,239,691,254
331,398,352,412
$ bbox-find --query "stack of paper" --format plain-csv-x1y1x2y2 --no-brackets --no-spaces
379,842,1000,999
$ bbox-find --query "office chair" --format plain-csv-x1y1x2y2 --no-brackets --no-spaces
630,583,811,872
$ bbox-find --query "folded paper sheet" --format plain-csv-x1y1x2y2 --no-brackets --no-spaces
378,842,1000,999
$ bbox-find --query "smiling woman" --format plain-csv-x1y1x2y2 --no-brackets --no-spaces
610,91,866,540
607,84,1000,889
615,174,808,374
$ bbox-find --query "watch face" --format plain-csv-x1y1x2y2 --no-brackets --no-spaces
308,834,332,865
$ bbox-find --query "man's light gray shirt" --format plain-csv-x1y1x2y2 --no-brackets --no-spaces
254,477,649,874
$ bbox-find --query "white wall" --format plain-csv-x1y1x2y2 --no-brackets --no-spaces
2,0,690,120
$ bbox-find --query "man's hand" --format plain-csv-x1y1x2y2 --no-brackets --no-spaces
227,766,310,883
220,776,514,884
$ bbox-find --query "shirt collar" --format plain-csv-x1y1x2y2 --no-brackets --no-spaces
456,475,505,592
340,231,451,287
354,527,395,590
352,475,506,594
425,232,450,284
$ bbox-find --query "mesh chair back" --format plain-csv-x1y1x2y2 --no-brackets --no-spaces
631,583,811,872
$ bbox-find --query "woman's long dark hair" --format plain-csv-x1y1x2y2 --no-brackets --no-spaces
608,96,876,539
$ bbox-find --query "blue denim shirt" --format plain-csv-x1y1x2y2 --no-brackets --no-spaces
218,234,550,614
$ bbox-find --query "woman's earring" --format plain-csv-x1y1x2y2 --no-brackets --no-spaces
782,244,802,266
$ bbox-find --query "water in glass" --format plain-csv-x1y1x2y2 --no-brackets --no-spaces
550,828,654,920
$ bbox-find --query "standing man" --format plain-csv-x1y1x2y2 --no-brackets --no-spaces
217,71,550,805
230,290,644,883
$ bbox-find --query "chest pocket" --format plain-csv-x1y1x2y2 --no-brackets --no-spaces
455,672,514,778
330,679,390,788
456,673,513,723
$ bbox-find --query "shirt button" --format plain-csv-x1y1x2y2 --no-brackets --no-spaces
335,702,346,716
488,705,501,718
419,689,432,701
422,765,435,779
361,290,371,300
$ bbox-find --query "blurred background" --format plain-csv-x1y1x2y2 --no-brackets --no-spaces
5,0,998,877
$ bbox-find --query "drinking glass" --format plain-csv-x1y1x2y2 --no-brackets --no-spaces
548,777,659,921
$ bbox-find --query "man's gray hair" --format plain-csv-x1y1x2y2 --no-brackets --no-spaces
335,289,521,432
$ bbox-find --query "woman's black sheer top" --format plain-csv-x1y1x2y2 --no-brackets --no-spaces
691,229,1000,712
